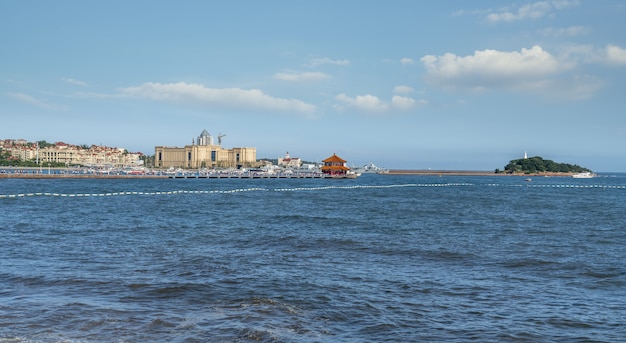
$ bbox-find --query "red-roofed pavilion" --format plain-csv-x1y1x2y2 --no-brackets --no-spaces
321,153,351,177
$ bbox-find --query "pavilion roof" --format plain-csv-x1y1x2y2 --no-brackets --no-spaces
322,153,347,163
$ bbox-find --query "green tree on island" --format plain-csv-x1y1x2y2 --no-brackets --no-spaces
499,156,591,174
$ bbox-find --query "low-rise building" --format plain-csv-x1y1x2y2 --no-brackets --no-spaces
277,152,302,168
38,144,142,167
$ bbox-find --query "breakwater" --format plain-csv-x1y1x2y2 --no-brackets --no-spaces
387,170,577,177
387,169,495,175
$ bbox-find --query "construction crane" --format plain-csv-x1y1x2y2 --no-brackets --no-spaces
218,134,226,146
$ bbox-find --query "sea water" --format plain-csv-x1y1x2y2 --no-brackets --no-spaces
1,174,625,342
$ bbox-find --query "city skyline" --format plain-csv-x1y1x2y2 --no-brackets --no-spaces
2,1,626,171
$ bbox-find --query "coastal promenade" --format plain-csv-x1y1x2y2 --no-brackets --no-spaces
0,173,167,179
0,167,164,179
0,173,347,179
0,168,335,179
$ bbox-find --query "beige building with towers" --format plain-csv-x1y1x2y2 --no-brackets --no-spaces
155,130,257,169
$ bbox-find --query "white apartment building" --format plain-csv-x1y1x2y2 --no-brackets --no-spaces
277,152,302,168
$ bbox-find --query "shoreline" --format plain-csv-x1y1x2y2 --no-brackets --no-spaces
0,173,168,179
0,170,578,179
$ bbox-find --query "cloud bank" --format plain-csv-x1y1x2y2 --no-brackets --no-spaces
119,82,316,113
307,58,350,67
539,25,590,37
486,0,580,23
605,45,626,65
393,85,414,94
7,92,68,111
273,72,330,81
62,78,88,87
420,45,577,93
334,93,427,113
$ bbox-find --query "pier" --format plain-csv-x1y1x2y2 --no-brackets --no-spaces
0,167,345,179
168,174,334,179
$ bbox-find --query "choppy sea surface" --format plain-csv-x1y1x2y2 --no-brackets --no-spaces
1,174,625,342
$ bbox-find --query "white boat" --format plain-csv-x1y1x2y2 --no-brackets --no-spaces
347,170,361,178
572,172,594,178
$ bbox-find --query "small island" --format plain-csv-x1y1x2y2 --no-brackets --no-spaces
496,156,592,175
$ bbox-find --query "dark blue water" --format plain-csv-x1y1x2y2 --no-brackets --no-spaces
1,174,625,342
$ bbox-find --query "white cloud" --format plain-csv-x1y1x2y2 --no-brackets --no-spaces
119,82,316,113
488,2,549,22
273,72,330,81
420,45,606,100
62,78,88,86
560,44,626,66
393,85,414,94
551,0,580,10
335,93,426,112
307,58,350,67
558,44,596,63
452,8,491,17
335,93,389,112
400,58,415,65
452,9,465,16
392,96,427,110
539,25,590,37
421,45,573,93
74,91,127,99
7,92,68,111
605,45,626,65
486,0,580,23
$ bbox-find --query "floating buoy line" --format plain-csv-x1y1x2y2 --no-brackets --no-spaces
0,182,623,199
486,183,626,189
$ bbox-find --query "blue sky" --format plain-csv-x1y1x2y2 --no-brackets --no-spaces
2,1,625,171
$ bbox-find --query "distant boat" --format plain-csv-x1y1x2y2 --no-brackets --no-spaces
351,162,389,174
572,172,594,178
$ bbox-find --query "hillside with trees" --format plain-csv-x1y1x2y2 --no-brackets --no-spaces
498,156,591,174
